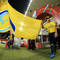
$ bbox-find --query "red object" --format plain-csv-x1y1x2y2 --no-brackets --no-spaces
0,39,8,48
36,42,42,48
38,43,42,48
24,40,28,48
5,42,8,48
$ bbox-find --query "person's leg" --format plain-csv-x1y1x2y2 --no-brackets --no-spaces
43,35,46,42
31,40,36,50
49,33,56,58
28,40,31,49
50,40,54,55
33,40,36,49
31,40,33,50
7,41,10,48
54,37,57,54
8,40,13,48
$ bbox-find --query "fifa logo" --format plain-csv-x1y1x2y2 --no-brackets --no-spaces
0,10,8,25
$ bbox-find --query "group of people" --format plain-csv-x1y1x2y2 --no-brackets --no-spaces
7,16,60,59
29,16,60,59
40,16,60,59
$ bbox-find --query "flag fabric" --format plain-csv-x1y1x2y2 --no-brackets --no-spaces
0,10,11,32
0,2,42,39
10,18,16,32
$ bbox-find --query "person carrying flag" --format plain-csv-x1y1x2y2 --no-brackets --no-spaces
44,16,58,58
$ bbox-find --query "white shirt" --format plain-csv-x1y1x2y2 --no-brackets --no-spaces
39,28,48,35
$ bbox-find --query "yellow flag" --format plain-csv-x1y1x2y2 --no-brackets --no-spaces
1,2,42,39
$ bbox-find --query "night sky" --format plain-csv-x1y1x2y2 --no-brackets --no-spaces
8,0,30,14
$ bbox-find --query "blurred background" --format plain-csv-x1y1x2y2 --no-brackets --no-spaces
8,0,60,17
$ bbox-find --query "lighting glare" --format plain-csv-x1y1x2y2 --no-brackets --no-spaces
20,22,24,26
19,27,23,31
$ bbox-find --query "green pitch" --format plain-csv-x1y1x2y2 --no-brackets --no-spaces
0,47,60,60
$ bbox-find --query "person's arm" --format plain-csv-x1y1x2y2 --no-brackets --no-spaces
54,24,58,38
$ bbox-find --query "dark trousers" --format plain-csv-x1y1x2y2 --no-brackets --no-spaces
28,40,31,49
49,32,57,54
28,40,36,50
7,40,13,48
31,40,36,50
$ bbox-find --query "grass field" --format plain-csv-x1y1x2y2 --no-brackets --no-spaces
0,46,60,60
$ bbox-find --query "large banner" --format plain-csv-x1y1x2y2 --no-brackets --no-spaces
0,2,42,39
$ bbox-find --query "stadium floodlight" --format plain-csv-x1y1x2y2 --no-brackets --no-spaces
24,0,33,16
